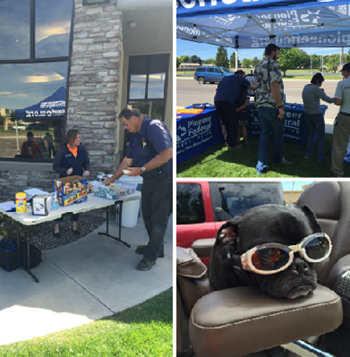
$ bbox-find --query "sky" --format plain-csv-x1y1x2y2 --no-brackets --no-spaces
281,181,313,192
177,39,348,61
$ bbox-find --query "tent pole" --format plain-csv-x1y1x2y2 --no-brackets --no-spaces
322,49,324,76
15,120,19,154
310,55,312,74
235,48,238,71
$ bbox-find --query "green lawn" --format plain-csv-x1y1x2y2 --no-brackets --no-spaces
0,289,173,357
177,135,350,178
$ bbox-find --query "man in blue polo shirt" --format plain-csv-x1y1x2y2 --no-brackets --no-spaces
104,105,173,271
214,70,255,150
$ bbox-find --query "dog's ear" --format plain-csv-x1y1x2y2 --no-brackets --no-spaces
300,205,322,233
216,216,242,252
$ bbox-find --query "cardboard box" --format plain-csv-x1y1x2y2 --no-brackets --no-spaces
53,176,88,207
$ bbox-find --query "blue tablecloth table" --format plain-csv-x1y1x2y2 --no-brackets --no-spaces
177,107,224,164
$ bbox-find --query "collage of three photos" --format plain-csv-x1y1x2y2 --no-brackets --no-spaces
0,0,350,357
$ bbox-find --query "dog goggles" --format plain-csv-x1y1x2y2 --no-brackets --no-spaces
240,233,332,275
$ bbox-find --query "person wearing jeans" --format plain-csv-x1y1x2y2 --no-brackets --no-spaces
302,73,334,162
214,70,255,150
257,107,285,167
254,44,292,174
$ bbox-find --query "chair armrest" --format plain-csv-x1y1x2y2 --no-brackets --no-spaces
190,285,343,357
191,238,216,258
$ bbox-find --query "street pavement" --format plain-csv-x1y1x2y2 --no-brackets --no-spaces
177,77,340,134
0,214,173,346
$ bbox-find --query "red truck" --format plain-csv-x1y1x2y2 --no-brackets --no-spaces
177,181,285,265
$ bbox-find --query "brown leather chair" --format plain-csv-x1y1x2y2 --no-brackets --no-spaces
177,247,210,357
296,181,350,356
177,181,350,357
177,247,343,357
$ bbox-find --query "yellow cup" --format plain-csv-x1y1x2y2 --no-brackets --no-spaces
16,192,27,214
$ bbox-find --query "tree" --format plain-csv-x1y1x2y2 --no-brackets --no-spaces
310,54,321,71
278,48,302,76
252,56,260,67
205,58,216,65
230,51,236,68
299,50,310,69
242,58,253,68
189,55,202,65
178,55,190,63
216,46,229,68
324,53,341,73
176,57,181,68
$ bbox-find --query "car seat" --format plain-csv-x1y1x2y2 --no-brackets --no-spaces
177,246,342,357
296,181,350,356
177,181,350,357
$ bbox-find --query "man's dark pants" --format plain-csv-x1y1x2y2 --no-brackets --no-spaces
142,174,172,262
215,101,239,148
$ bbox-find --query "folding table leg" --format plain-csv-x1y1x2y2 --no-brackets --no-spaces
24,227,39,283
98,203,130,248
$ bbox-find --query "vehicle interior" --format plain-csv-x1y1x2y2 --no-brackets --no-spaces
177,181,350,357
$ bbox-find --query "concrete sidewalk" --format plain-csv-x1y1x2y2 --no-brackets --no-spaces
0,215,173,346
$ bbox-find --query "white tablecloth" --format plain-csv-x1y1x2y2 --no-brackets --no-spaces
0,192,141,226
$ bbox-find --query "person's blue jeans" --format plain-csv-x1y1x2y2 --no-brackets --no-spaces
257,107,285,167
305,112,325,161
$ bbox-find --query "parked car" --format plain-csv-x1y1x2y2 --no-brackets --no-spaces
176,181,285,264
194,66,234,84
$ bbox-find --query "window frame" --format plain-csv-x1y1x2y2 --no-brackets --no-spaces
0,0,74,162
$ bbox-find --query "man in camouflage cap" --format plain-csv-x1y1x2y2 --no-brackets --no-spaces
254,44,292,174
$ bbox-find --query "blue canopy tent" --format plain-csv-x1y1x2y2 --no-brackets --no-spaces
15,86,66,120
13,86,65,154
177,0,350,49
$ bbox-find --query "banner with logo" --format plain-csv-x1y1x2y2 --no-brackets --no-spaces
177,1,350,48
247,105,327,145
177,0,350,17
177,108,224,164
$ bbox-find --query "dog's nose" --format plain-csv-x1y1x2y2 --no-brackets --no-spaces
291,257,309,274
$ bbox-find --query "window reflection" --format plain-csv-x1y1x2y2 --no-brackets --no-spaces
0,62,67,159
36,0,73,58
129,74,147,100
148,73,165,99
0,0,30,60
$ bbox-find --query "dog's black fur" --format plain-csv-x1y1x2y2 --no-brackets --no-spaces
209,204,321,299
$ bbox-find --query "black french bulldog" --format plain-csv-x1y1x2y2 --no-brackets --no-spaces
209,204,321,299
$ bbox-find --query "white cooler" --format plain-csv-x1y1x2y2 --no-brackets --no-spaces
122,199,141,228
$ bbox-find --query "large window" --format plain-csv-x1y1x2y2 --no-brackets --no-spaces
124,54,169,156
0,0,73,161
127,54,169,121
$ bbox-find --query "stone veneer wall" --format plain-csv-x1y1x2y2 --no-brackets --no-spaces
0,0,123,201
67,0,123,175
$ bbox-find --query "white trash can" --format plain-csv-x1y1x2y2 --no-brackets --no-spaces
122,199,141,228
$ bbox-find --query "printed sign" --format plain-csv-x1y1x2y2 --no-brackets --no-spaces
247,105,322,146
177,108,224,164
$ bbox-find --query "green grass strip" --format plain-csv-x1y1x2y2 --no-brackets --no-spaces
177,134,350,178
0,288,173,357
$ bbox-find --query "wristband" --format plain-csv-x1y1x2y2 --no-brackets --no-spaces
278,105,284,109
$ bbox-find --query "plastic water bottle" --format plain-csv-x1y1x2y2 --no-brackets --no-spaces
51,192,59,210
